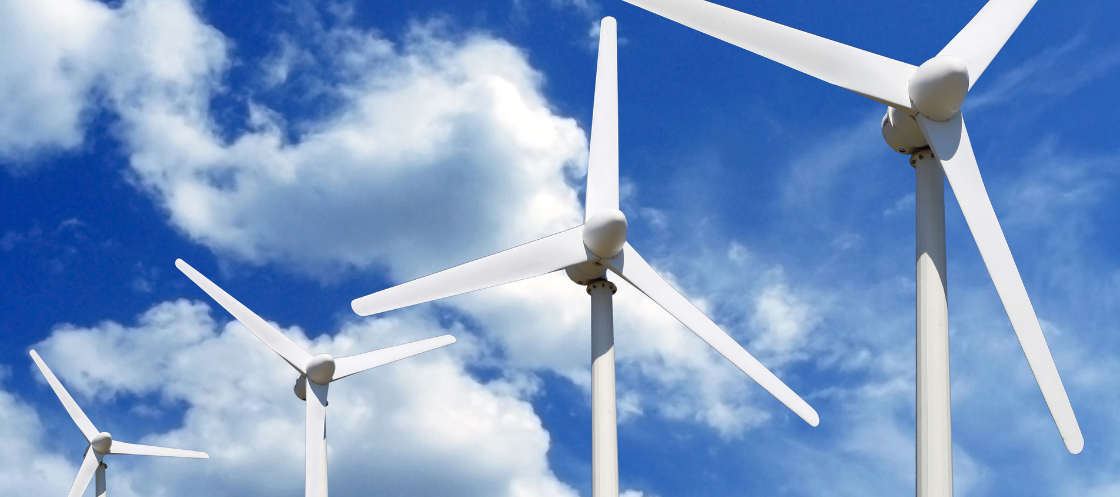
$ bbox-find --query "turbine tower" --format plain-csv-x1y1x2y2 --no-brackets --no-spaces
350,17,818,497
29,350,208,497
176,259,456,497
619,0,1082,494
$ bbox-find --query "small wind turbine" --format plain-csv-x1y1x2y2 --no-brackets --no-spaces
175,259,455,497
350,17,817,497
29,350,208,497
619,0,1082,492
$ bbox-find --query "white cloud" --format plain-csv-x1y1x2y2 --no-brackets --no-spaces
27,299,578,497
0,0,110,164
1,0,587,280
111,13,586,280
965,34,1120,113
0,0,227,168
0,388,75,496
0,0,823,439
1000,137,1117,234
750,283,820,364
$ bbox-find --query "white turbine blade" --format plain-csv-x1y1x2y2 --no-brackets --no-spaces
176,259,312,373
305,380,329,497
29,350,98,442
352,226,593,316
333,335,456,381
67,450,99,497
585,16,619,221
937,0,1037,88
918,113,1083,454
601,243,819,426
109,441,209,459
621,0,916,110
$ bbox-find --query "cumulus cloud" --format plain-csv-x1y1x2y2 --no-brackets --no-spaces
6,0,1120,494
0,0,829,439
121,22,587,279
0,0,108,163
27,299,577,497
0,388,75,496
2,0,587,280
0,0,226,167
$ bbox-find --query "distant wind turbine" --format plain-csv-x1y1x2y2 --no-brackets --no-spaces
350,17,817,497
176,259,455,497
619,0,1082,494
30,350,208,497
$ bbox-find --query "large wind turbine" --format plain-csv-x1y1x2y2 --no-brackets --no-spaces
29,350,208,497
350,17,818,497
619,0,1082,492
175,259,455,497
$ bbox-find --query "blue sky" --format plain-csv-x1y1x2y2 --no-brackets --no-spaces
2,0,1119,495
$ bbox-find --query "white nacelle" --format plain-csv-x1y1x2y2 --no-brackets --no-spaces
566,261,608,285
881,107,930,155
582,210,627,259
91,432,113,454
305,354,336,385
882,113,913,154
889,106,926,148
294,374,307,400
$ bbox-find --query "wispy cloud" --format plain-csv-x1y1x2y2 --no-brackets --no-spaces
966,33,1120,112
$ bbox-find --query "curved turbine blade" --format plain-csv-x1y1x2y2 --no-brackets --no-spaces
585,16,619,221
29,350,98,441
109,441,209,459
305,379,329,497
601,243,819,426
621,0,916,110
917,113,1083,454
67,450,99,497
176,259,312,373
937,0,1037,89
333,335,456,381
352,227,593,316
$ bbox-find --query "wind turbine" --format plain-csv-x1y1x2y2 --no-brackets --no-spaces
175,259,455,497
350,17,818,497
29,350,208,497
618,0,1082,492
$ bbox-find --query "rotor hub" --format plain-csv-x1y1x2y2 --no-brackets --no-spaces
908,56,969,122
305,354,336,385
582,210,628,259
90,432,113,454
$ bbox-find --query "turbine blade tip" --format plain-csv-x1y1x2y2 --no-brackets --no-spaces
803,408,820,427
1066,436,1084,454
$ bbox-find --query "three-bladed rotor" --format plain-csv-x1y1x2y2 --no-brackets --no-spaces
176,259,456,497
30,350,209,497
621,0,1083,453
350,17,820,428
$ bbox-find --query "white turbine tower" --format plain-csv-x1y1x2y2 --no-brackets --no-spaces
619,0,1082,492
350,17,818,497
175,259,456,497
29,350,208,497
